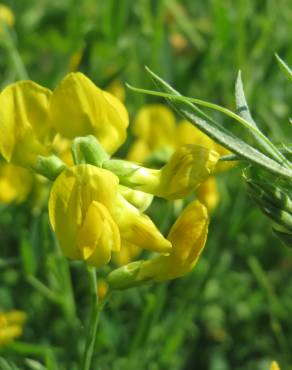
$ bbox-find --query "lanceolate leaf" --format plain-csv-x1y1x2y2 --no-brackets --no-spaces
235,71,286,163
275,54,292,83
128,67,292,179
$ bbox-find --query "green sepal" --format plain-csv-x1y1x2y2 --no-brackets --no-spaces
34,155,66,181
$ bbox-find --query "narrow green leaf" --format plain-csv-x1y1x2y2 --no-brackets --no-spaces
275,54,292,82
235,71,286,162
127,68,292,179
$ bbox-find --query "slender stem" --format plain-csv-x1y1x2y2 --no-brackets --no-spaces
127,84,291,168
81,267,109,370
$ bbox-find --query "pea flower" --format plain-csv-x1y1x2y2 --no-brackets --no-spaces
49,164,171,267
0,72,129,172
108,200,208,288
0,81,52,167
0,310,27,346
105,144,219,200
49,73,129,154
128,104,233,210
0,162,33,204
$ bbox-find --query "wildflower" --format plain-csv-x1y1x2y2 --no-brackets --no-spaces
49,72,129,154
49,164,171,267
270,361,281,370
108,200,208,288
0,4,14,30
0,72,128,171
0,162,33,204
132,104,176,154
128,104,232,210
0,310,27,346
105,145,219,200
0,81,52,167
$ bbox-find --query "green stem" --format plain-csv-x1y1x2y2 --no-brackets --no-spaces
81,267,109,370
127,83,291,169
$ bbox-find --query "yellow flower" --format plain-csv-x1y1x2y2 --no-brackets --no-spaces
196,176,219,212
0,162,33,204
128,104,233,210
0,4,14,29
0,310,27,346
118,185,153,212
269,361,281,370
114,242,141,266
0,81,52,167
157,145,219,199
52,134,73,166
50,73,129,154
142,200,208,281
176,120,234,172
49,164,171,267
110,145,219,200
131,104,176,155
108,200,209,288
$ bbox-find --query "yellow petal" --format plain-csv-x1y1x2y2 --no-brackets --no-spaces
177,121,235,172
139,200,209,281
0,5,14,28
196,176,219,213
176,121,216,150
3,311,27,326
112,194,172,254
133,104,176,150
127,139,151,164
114,240,142,266
77,201,120,267
50,73,129,153
0,81,52,166
0,325,23,345
48,164,119,260
0,162,33,203
118,185,153,212
270,361,281,370
158,145,219,199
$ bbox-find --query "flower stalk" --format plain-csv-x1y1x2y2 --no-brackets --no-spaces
81,267,109,370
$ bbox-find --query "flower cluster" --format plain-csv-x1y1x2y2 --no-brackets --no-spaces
0,73,222,287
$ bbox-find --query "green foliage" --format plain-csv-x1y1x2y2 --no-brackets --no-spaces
0,0,291,369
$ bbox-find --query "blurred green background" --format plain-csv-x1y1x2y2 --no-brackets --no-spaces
0,0,291,369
